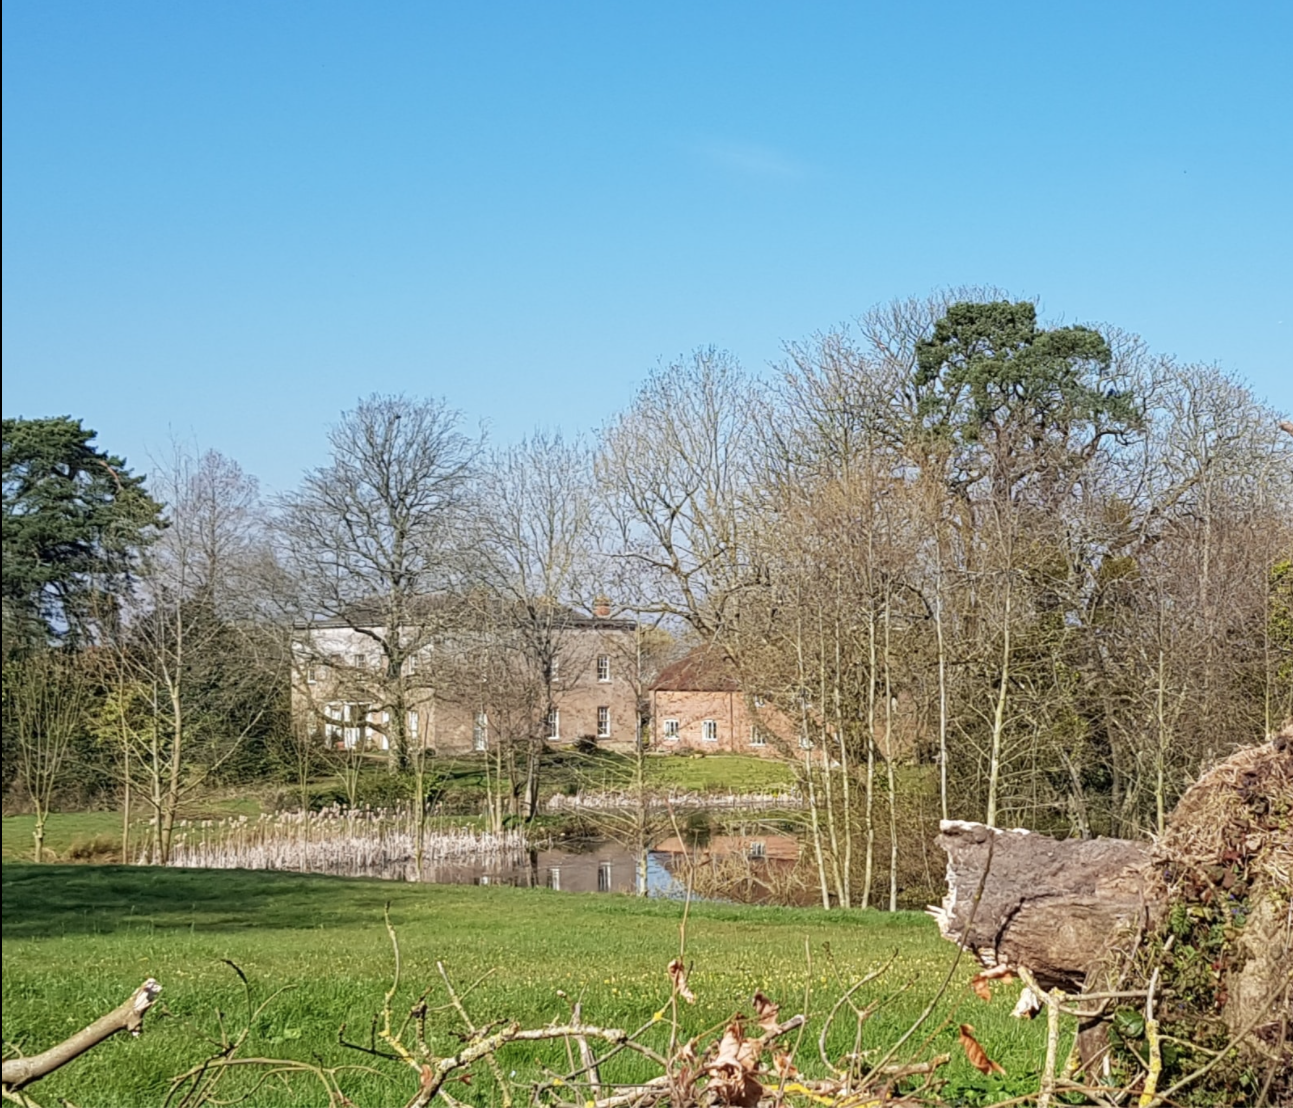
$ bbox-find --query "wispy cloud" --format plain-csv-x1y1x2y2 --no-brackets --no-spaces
698,140,812,181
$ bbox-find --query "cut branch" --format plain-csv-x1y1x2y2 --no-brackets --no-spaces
2,979,161,1093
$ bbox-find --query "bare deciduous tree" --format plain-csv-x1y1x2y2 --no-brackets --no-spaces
472,431,599,818
278,395,481,773
96,447,280,864
597,348,760,637
6,648,89,861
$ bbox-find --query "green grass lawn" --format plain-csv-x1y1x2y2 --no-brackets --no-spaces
640,753,796,793
2,812,126,863
3,864,1052,1107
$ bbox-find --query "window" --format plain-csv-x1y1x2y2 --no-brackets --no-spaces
323,703,344,747
473,712,488,751
546,708,560,740
406,654,419,676
337,702,368,749
753,695,765,708
597,706,611,738
702,719,718,742
351,653,368,670
407,710,419,743
748,841,766,859
597,654,611,682
663,719,680,741
550,657,560,682
306,664,319,685
749,725,766,746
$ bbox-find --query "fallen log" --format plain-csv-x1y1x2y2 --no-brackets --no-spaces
932,726,1293,1091
929,821,1152,993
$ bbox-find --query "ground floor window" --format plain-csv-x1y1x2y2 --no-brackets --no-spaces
597,706,611,738
663,718,679,740
749,725,766,746
702,719,718,742
324,702,371,749
473,711,488,751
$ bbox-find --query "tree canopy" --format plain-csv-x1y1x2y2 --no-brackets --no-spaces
2,416,163,646
913,301,1139,502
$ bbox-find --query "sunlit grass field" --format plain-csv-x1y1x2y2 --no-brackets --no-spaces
640,753,797,793
3,864,1050,1107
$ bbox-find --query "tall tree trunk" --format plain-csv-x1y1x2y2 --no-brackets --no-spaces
802,745,831,909
935,561,950,822
832,602,853,909
121,741,131,865
884,599,899,912
32,803,47,864
862,605,878,908
985,575,1013,828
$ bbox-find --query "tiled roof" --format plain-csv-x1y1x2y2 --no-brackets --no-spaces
650,646,740,692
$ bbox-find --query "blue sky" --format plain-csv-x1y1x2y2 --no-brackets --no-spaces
4,1,1290,492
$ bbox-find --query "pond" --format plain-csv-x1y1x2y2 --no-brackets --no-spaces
424,844,677,895
162,811,809,902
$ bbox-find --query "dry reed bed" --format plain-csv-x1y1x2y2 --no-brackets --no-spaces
545,789,802,812
160,806,529,877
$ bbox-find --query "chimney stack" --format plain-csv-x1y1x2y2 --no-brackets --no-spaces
593,596,612,619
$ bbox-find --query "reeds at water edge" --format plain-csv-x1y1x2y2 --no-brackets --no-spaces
159,805,530,878
544,789,802,811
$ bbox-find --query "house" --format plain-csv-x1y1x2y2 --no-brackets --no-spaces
648,645,920,761
292,600,639,756
648,647,791,757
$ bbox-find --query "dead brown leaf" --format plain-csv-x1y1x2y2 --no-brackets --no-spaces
753,991,780,1032
668,957,696,1004
969,964,1016,1002
958,1024,1006,1075
705,1020,763,1107
772,1050,797,1081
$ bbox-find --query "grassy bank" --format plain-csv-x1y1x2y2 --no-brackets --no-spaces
2,795,266,864
3,865,1048,1106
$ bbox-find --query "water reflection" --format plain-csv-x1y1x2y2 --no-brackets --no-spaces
415,845,683,896
412,839,809,904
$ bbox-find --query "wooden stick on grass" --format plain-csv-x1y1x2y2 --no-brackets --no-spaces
2,979,161,1093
